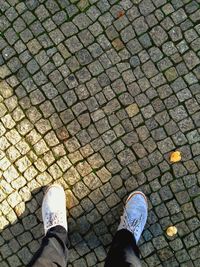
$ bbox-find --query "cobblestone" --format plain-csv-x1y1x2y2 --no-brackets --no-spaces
0,0,200,266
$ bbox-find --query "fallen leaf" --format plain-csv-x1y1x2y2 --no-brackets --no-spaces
117,10,125,18
170,151,181,163
166,226,177,237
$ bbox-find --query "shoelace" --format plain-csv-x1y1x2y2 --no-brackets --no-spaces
45,211,65,229
121,209,143,234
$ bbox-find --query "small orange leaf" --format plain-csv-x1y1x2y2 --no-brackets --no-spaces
117,10,125,18
170,151,181,163
166,226,177,237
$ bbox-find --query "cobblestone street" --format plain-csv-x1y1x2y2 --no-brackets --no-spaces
0,0,200,266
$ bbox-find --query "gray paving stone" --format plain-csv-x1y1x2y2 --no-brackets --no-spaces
89,22,104,38
87,5,101,21
73,13,92,30
78,29,95,47
183,50,200,70
76,49,92,66
127,39,142,55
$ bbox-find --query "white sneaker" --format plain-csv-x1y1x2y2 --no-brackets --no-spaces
118,191,148,243
42,184,67,235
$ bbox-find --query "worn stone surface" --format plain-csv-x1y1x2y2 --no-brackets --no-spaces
0,0,200,266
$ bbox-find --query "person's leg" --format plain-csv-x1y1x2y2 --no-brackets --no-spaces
28,185,68,267
104,229,141,267
105,191,148,267
28,225,68,267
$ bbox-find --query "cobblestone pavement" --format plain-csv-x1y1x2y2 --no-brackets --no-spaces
0,0,200,266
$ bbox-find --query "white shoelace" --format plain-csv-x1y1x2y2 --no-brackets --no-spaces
45,211,65,229
121,209,143,235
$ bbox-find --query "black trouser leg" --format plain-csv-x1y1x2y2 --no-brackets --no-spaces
28,226,69,267
104,229,142,267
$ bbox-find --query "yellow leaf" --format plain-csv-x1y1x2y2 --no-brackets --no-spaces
170,151,181,163
117,10,125,18
166,226,177,237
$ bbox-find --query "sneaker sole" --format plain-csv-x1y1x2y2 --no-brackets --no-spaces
126,191,148,208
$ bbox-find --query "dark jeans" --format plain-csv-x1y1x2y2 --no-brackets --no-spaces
28,226,141,267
